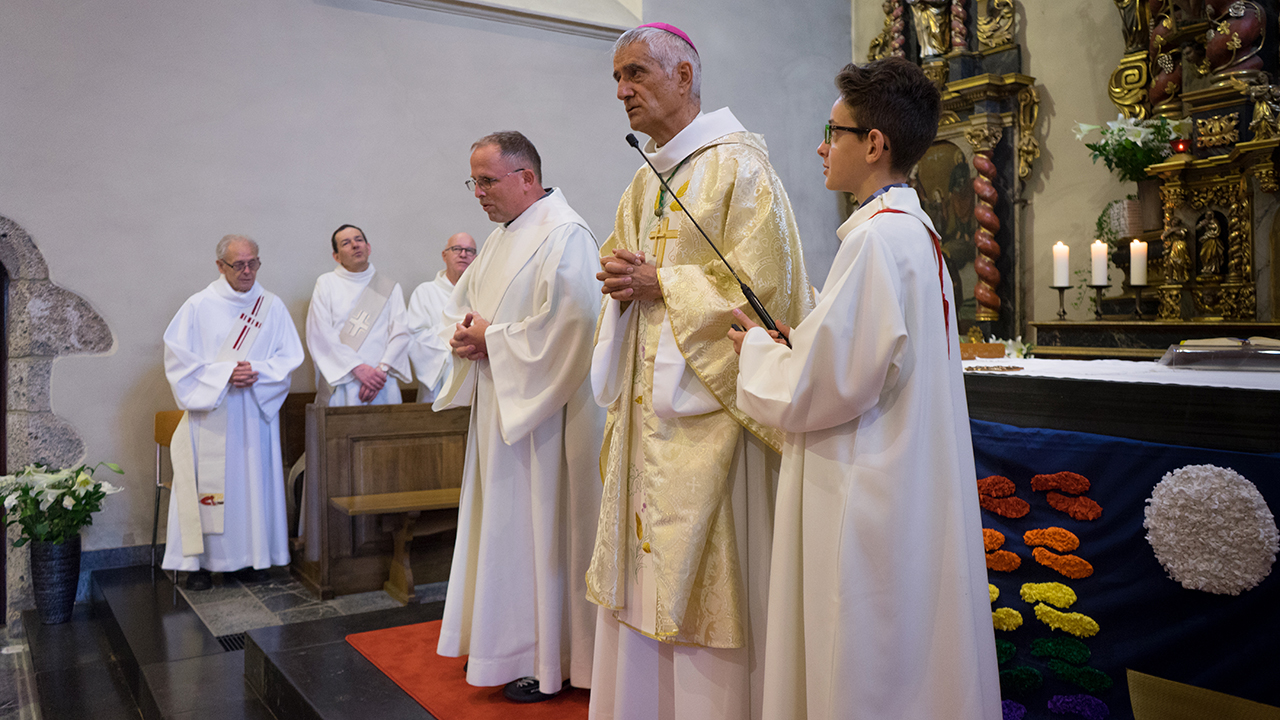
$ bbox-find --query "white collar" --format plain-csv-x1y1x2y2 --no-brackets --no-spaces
334,263,376,282
210,276,262,304
836,187,937,243
504,188,567,233
643,108,746,173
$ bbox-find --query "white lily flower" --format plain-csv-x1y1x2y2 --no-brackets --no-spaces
1124,126,1152,143
99,481,123,495
1073,122,1100,141
3,493,18,510
62,495,76,510
74,471,94,490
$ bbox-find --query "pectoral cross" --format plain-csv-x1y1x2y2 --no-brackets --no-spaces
346,311,372,337
648,216,680,267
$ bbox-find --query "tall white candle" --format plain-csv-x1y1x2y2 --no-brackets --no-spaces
1130,239,1148,286
1053,242,1070,286
1091,240,1108,286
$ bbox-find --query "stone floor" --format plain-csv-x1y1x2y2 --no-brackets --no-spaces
175,568,448,638
0,637,39,720
0,566,449,719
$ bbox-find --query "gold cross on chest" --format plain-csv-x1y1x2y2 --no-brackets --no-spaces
647,216,680,266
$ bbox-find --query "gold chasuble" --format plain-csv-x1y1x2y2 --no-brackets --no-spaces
587,114,813,650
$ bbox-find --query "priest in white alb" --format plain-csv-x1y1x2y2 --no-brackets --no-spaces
305,223,411,407
434,131,605,703
406,231,476,403
589,24,813,720
162,234,304,591
729,59,1001,720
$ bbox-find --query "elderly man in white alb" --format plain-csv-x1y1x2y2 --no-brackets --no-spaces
433,131,604,704
406,232,476,403
305,224,411,407
588,23,812,720
162,235,304,591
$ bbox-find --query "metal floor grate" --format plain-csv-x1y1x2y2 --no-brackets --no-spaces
216,633,246,652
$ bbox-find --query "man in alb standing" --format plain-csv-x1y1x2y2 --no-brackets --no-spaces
162,235,304,590
305,224,411,407
406,232,476,404
588,24,812,720
434,131,604,703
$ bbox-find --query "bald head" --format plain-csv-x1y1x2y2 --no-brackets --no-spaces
443,232,477,284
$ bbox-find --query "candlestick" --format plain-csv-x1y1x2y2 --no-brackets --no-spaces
1088,282,1110,321
1133,284,1147,320
1053,242,1070,287
1130,239,1147,286
1091,240,1108,286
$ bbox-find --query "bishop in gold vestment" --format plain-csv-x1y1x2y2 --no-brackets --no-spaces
588,27,812,720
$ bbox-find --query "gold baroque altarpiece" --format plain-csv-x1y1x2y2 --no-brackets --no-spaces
1103,0,1280,325
869,0,1039,340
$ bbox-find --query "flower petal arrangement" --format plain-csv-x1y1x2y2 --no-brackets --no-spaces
0,462,124,546
1144,464,1278,595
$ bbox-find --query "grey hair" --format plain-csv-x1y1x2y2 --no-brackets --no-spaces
216,234,258,260
614,26,701,102
471,130,543,185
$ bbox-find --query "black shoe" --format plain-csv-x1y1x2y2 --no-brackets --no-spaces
463,660,468,673
502,677,559,703
185,570,213,591
233,567,271,583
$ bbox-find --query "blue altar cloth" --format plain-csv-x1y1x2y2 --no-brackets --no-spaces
971,419,1280,719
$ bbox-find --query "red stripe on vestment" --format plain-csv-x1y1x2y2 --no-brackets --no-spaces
869,208,951,358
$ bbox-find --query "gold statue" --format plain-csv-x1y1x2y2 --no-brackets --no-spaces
1196,213,1225,277
906,0,950,58
1162,217,1191,283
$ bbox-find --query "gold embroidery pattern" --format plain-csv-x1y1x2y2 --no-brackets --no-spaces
586,132,813,648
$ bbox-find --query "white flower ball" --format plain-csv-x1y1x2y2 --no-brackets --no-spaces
1144,464,1279,595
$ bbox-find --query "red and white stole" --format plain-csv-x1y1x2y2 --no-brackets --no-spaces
172,291,275,557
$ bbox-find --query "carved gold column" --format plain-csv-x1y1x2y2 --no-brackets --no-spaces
1222,176,1256,319
966,123,1003,322
1157,182,1188,320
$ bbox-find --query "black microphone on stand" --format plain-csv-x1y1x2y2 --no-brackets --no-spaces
624,133,789,347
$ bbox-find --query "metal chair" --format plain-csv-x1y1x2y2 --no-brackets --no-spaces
151,411,184,596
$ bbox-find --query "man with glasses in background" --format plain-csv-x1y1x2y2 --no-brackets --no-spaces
162,235,304,590
406,232,476,404
432,131,604,704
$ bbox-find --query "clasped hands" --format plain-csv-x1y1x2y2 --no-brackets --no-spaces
229,361,258,388
598,248,662,302
352,363,388,403
450,312,490,362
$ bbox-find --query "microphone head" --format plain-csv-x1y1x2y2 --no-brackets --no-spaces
626,133,640,148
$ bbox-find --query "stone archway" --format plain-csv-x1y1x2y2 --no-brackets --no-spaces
1,214,113,629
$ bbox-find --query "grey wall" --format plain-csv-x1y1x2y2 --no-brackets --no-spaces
0,0,851,550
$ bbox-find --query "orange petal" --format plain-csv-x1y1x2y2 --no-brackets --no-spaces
1031,471,1091,495
1046,492,1103,521
1033,547,1094,579
1023,527,1081,553
987,549,1022,572
984,528,1006,552
978,475,1016,497
980,495,1031,519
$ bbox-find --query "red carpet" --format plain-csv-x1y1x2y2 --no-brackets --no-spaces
346,620,589,719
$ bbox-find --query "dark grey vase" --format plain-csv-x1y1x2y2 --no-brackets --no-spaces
30,536,81,624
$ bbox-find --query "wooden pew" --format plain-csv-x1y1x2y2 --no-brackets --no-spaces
329,488,462,604
292,401,468,599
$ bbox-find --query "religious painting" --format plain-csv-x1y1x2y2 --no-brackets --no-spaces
913,141,977,323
